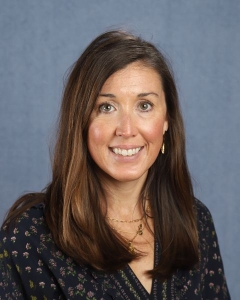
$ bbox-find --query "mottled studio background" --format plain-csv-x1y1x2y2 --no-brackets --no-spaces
0,1,239,298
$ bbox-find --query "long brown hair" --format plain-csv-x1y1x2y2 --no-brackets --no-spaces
3,30,199,280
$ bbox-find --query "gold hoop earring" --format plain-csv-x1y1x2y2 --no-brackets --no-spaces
161,142,165,154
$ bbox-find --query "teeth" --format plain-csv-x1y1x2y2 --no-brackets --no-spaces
112,147,141,156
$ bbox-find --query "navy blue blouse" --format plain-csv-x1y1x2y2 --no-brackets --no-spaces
0,199,230,299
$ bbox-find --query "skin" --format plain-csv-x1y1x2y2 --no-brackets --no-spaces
87,61,168,293
88,62,168,186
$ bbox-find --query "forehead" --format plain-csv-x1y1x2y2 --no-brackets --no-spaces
101,62,163,92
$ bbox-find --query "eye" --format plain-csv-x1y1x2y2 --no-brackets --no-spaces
98,103,115,113
138,101,153,112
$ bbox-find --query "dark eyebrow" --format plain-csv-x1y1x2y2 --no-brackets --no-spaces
98,93,116,98
98,92,159,98
137,92,159,97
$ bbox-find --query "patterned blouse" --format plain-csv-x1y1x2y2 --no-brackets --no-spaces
0,199,230,299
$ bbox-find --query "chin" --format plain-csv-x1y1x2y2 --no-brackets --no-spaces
109,171,148,183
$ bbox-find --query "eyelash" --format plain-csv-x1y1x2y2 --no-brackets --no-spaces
98,102,115,113
97,100,154,113
138,101,153,112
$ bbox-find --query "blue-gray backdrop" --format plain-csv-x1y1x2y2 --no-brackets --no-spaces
0,1,239,298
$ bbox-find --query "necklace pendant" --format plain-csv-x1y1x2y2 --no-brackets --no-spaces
128,242,135,254
137,224,143,235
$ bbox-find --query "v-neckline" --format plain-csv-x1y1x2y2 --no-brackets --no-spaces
126,264,155,296
128,239,159,295
112,240,160,299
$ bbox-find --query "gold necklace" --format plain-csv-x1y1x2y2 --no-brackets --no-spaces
127,223,144,254
110,222,145,234
111,223,144,254
110,218,148,254
106,205,150,253
106,214,144,223
106,205,150,223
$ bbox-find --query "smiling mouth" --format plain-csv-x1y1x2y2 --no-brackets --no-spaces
111,147,142,157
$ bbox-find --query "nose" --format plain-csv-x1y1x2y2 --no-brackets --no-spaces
115,112,138,137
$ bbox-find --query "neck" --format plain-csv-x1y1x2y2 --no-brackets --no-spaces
98,171,148,220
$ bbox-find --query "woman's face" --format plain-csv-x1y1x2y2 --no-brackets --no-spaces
87,62,168,184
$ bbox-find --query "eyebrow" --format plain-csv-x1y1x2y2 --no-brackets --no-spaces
98,93,116,98
138,92,159,97
98,92,159,98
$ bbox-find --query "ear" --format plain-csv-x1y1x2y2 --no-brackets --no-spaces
163,119,168,134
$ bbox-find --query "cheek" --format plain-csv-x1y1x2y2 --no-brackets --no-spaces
88,127,101,158
144,119,166,143
87,121,110,152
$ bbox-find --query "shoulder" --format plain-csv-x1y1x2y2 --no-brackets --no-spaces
0,205,118,299
193,199,221,264
194,198,212,216
194,198,214,229
1,203,46,230
193,199,219,258
192,202,230,298
0,204,49,252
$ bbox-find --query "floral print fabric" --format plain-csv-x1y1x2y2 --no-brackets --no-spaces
0,200,230,299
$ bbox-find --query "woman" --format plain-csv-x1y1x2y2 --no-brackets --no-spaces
0,30,230,299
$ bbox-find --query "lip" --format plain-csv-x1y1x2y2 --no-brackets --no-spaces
109,145,143,150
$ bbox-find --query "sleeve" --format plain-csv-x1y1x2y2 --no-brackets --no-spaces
0,223,27,299
0,209,63,300
196,200,231,299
